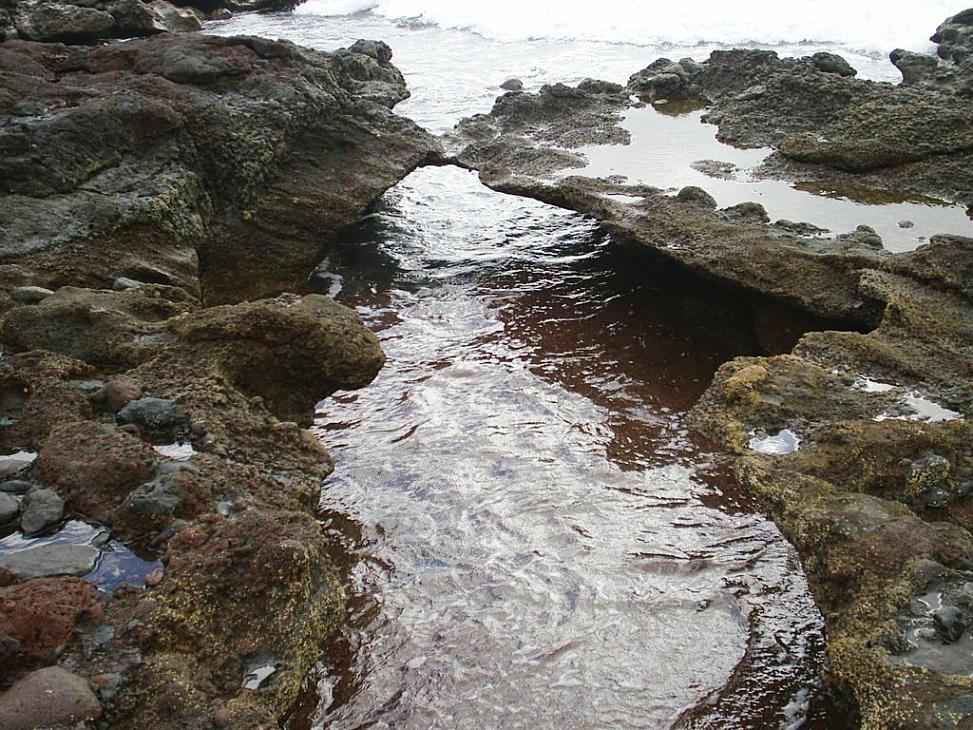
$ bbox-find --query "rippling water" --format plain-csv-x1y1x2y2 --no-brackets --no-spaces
285,167,840,728
199,9,916,727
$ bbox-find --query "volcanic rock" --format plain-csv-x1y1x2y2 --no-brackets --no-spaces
0,666,102,729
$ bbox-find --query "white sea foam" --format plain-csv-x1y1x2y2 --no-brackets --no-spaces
297,0,967,53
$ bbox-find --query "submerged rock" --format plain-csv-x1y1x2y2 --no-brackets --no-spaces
0,543,99,580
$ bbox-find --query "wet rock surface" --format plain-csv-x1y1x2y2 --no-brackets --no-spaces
0,32,439,305
0,666,102,729
444,10,973,729
0,26,421,730
1,0,299,43
0,543,100,580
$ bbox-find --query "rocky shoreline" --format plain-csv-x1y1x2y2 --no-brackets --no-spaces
445,9,973,729
1,3,972,729
0,19,438,729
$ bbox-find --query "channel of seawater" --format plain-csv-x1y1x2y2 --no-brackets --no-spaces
198,10,957,727
283,165,843,729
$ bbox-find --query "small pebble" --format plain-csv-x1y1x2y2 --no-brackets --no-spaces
0,479,30,495
0,493,20,524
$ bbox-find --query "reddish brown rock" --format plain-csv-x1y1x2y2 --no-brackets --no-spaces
0,666,102,729
0,577,101,672
35,421,158,527
101,375,144,414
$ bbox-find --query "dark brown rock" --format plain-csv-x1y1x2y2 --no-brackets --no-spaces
14,1,114,42
0,33,440,303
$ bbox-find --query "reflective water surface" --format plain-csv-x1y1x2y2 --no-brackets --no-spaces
574,106,973,252
292,167,847,728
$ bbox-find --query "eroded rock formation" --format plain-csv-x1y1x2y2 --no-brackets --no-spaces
0,31,437,729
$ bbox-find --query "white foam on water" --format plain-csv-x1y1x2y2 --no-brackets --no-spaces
782,686,812,730
297,0,967,54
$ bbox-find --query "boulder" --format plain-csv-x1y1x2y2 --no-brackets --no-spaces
117,397,189,438
890,48,941,85
0,480,30,495
811,51,857,76
35,421,158,527
14,1,115,42
0,34,440,303
8,286,53,305
932,8,973,64
99,376,143,412
0,459,29,481
107,0,202,36
0,666,102,729
166,294,385,427
0,577,101,671
627,57,704,101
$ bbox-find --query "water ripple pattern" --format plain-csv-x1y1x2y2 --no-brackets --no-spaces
302,167,832,729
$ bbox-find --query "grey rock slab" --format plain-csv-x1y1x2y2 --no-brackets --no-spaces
117,397,188,435
0,543,99,580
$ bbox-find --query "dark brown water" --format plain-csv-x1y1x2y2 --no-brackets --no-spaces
288,166,850,729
